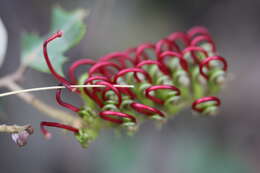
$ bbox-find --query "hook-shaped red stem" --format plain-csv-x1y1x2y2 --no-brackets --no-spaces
43,31,72,89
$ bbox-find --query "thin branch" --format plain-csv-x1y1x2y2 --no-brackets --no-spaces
0,65,85,128
0,65,26,87
0,84,134,97
4,81,84,128
0,124,32,133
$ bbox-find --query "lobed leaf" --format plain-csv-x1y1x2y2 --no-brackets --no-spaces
21,7,88,75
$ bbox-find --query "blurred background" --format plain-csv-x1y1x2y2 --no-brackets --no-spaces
0,0,259,172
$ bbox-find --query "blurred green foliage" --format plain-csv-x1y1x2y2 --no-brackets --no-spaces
96,134,252,173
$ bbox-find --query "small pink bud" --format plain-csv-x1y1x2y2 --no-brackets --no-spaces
11,131,29,147
11,125,34,147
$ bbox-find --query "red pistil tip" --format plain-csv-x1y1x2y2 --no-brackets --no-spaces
40,121,79,139
44,131,52,140
56,30,63,37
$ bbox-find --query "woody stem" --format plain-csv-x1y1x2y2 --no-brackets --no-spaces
2,80,83,128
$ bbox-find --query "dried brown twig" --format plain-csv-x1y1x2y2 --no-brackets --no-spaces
0,65,84,129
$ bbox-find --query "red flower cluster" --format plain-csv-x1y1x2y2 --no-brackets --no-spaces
41,26,228,146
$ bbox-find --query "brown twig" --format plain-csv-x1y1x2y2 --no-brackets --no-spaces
0,124,32,133
0,65,26,87
0,65,84,129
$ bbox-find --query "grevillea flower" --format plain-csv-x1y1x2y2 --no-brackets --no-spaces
41,26,228,148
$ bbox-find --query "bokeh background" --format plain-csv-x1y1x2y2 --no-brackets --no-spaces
0,0,259,172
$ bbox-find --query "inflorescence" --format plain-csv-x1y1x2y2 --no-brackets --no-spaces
41,26,228,148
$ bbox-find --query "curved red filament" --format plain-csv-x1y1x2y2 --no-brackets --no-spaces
182,46,209,64
192,96,221,113
187,26,210,38
145,85,180,104
99,111,136,124
135,43,156,64
99,52,135,68
83,76,111,107
131,102,165,118
136,60,169,75
88,61,122,77
155,38,178,57
199,56,228,80
158,51,188,72
95,81,122,107
69,59,96,84
56,87,81,112
167,32,190,51
114,67,152,83
191,35,216,53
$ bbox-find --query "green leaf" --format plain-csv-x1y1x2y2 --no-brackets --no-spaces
21,7,88,75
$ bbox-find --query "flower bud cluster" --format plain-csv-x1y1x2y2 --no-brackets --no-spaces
41,26,228,148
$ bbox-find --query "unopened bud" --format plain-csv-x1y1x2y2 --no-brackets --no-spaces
11,125,34,147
